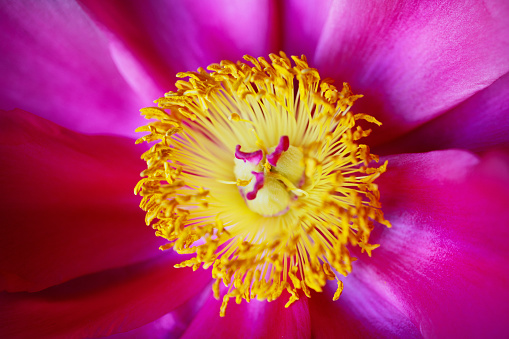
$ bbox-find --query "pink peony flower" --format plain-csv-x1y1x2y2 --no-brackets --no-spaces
1,0,508,338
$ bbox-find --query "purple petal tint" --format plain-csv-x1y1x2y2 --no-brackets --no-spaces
234,145,263,165
79,0,278,93
0,0,146,137
181,292,310,339
378,71,509,155
267,136,290,166
246,171,265,200
281,0,334,58
313,0,509,146
107,287,211,339
309,283,420,338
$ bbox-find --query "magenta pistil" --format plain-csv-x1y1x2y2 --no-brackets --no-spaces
246,171,265,200
267,136,290,166
235,145,263,165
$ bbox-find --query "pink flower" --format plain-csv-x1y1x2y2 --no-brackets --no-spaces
1,0,509,338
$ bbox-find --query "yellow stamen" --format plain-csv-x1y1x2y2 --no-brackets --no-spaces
217,178,252,187
333,280,344,301
268,172,309,197
229,113,254,125
135,52,391,317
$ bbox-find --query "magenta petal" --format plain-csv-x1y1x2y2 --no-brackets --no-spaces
0,109,165,292
314,0,509,145
0,255,212,338
378,71,509,154
181,292,310,339
80,0,277,92
0,0,146,136
281,0,334,57
107,287,211,339
309,283,420,338
361,150,509,337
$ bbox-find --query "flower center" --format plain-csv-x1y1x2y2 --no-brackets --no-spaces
234,136,305,217
135,52,392,317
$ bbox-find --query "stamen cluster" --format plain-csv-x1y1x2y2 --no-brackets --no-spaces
135,52,391,316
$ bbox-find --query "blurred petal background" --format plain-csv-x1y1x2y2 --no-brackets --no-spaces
1,0,508,338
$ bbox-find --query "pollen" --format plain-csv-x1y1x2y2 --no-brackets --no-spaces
135,52,391,316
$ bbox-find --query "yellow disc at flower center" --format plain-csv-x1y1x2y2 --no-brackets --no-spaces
135,52,393,317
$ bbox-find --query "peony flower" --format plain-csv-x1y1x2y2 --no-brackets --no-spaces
1,0,508,338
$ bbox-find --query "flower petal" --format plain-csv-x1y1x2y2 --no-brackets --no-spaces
309,284,420,338
0,0,146,136
360,150,509,337
280,0,334,58
0,109,165,292
314,0,509,144
107,286,211,339
79,0,277,94
0,255,211,338
181,293,310,339
377,71,509,154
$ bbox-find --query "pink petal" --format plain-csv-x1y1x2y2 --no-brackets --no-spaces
358,150,509,337
314,0,509,145
0,255,211,338
107,287,211,339
377,71,509,154
0,0,146,136
79,0,277,94
181,292,310,339
0,109,165,292
309,284,420,338
280,0,334,57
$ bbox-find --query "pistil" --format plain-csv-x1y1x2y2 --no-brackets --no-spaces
234,135,304,216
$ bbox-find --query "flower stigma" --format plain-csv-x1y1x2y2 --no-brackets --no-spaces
135,52,392,316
